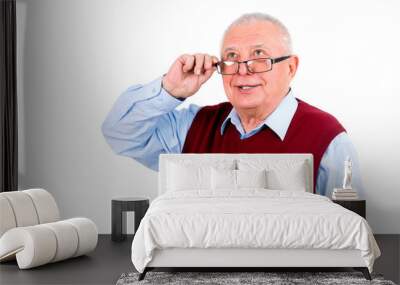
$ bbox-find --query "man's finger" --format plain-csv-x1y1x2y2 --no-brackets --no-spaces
180,54,195,73
211,56,219,71
199,66,215,84
194,54,205,75
211,56,219,65
204,54,212,71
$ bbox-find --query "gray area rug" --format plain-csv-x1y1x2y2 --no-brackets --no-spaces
116,271,396,285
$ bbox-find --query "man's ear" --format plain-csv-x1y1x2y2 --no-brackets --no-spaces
288,55,299,79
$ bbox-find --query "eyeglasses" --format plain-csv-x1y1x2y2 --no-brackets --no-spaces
215,55,291,75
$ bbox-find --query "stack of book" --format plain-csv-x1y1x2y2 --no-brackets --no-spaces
332,188,359,200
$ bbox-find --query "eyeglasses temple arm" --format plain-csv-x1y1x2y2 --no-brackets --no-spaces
272,55,291,64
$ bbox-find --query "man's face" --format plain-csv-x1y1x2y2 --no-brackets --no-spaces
221,21,298,113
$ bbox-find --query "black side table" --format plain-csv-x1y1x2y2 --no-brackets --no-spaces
111,197,149,242
332,199,366,219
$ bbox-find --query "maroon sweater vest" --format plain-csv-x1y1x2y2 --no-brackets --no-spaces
182,99,346,193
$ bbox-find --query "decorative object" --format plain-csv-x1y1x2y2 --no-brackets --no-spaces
332,157,359,200
332,188,359,200
342,156,353,189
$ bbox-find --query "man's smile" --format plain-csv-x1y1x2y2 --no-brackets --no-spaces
235,84,262,93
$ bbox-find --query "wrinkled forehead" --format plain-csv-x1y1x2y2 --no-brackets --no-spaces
221,21,286,57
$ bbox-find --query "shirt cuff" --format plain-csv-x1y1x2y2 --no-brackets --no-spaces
160,86,186,103
143,76,185,111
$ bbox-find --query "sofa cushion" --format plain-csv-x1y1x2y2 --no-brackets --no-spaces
0,191,39,227
0,196,16,237
0,218,98,269
24,189,60,224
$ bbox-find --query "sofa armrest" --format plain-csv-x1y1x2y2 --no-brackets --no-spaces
0,217,98,269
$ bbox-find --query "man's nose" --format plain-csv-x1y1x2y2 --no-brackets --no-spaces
237,62,249,75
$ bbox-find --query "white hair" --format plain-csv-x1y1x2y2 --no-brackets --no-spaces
221,13,293,54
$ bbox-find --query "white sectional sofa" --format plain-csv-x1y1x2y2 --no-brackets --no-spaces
0,188,98,269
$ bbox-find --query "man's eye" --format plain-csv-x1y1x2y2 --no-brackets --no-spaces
254,50,264,56
227,53,237,59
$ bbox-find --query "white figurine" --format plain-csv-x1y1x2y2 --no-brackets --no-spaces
342,156,353,190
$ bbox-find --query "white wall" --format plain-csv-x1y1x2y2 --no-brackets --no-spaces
16,0,400,234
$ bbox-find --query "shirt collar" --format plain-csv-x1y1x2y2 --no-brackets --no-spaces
220,89,298,141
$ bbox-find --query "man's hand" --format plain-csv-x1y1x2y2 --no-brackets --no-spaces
162,53,219,99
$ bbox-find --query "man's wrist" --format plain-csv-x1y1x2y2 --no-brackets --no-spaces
161,75,185,101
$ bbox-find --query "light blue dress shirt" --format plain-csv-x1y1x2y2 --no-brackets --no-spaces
102,76,364,198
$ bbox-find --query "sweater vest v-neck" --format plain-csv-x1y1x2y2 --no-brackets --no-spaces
182,99,346,193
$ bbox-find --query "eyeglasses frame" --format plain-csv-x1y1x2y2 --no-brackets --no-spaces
214,55,292,75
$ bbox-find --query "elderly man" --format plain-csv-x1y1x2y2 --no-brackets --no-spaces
102,13,363,197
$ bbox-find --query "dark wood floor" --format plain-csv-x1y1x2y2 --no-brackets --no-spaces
0,234,398,285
